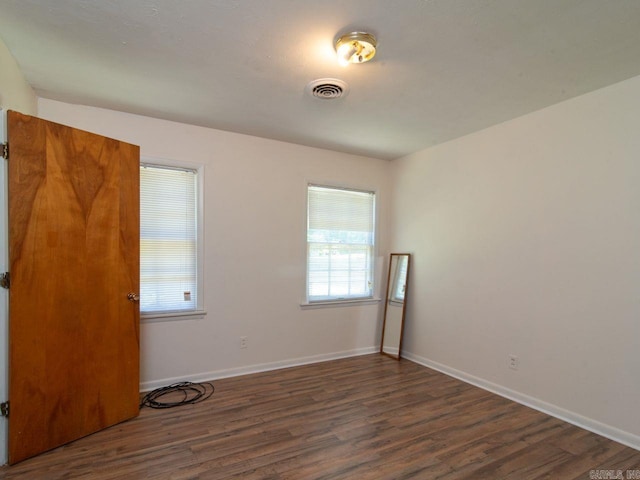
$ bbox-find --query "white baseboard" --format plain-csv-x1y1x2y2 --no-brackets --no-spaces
402,351,640,452
140,346,379,392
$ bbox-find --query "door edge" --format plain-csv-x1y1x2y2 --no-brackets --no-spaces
0,109,9,466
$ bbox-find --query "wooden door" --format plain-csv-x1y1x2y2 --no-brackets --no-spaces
6,111,140,464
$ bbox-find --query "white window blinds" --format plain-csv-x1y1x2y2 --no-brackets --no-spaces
140,165,198,313
307,185,375,302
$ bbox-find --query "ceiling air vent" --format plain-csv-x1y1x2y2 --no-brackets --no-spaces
306,78,349,100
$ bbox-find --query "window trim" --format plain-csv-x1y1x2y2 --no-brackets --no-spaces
299,297,381,310
304,181,379,307
139,156,206,322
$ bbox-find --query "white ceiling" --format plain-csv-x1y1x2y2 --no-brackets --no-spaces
2,0,640,160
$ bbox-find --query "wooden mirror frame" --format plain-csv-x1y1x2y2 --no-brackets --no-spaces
380,253,411,360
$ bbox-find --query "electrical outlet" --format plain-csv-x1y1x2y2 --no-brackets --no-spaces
240,336,248,349
508,354,519,370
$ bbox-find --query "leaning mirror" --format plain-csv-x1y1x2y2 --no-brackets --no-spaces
380,253,411,359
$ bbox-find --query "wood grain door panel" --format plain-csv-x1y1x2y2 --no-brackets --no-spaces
7,111,140,464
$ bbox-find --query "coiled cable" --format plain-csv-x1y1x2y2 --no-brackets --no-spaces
140,381,215,409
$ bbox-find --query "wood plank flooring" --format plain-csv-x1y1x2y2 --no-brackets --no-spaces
1,354,638,479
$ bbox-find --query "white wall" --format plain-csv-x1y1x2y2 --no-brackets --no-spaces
38,99,391,390
391,74,640,448
0,38,36,115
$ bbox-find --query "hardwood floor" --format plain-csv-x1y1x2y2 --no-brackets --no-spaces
1,354,638,479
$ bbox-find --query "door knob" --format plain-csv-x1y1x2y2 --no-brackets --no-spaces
127,292,140,302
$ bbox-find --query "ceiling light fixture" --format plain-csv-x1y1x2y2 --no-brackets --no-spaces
335,32,377,65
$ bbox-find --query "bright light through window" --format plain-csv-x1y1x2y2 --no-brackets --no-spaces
307,185,375,302
140,164,199,314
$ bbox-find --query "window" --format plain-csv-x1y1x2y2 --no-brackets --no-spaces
140,163,203,317
307,184,375,303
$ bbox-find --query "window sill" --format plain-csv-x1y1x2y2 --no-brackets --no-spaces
300,298,381,310
141,310,207,323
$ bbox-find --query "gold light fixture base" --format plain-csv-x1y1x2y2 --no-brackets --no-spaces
335,32,377,65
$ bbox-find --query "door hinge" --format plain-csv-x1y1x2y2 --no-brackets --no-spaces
0,272,8,289
0,401,8,418
1,142,7,160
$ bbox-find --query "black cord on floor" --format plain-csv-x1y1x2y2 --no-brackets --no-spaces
139,381,215,409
